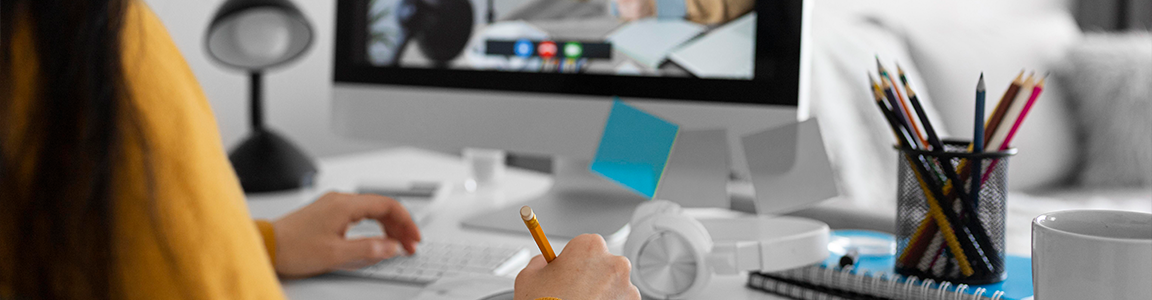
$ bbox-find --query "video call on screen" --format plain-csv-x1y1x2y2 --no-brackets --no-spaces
364,0,758,80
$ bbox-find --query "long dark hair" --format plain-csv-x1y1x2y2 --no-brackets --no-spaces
1,0,133,299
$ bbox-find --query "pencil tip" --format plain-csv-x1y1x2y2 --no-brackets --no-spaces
1014,70,1025,82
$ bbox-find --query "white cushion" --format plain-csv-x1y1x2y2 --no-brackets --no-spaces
808,0,947,208
812,0,1083,193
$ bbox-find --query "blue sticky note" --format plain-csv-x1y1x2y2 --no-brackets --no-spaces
590,99,679,198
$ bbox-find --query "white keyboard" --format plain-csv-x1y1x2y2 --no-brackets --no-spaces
339,241,531,284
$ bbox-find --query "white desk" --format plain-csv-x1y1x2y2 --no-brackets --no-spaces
246,147,786,300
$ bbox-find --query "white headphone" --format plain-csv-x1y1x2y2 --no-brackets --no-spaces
624,200,830,299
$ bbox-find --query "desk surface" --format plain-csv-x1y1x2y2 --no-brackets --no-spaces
246,147,786,300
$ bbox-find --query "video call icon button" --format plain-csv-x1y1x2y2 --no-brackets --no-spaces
538,41,558,59
514,39,534,58
564,42,582,58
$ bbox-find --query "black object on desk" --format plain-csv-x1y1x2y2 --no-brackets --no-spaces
205,0,318,193
837,247,859,269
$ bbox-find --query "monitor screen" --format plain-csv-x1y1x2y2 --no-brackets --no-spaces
334,0,803,105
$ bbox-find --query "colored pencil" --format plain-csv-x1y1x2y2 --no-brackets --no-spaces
986,74,1036,153
880,76,919,148
983,71,1025,143
999,75,1045,151
970,74,986,207
870,75,979,277
893,73,965,269
979,75,1046,184
918,232,945,271
899,65,975,205
914,74,1044,276
897,68,987,269
906,72,1027,249
897,65,944,151
879,58,929,147
927,74,1001,277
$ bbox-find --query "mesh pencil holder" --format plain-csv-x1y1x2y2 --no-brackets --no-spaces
893,140,1015,285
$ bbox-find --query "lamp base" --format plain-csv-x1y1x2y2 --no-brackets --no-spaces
229,129,317,194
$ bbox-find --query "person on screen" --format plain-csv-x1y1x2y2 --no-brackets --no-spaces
0,1,639,300
613,0,752,25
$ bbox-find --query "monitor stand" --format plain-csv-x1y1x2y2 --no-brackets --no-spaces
460,157,647,239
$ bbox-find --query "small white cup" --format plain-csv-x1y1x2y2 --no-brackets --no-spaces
463,148,505,192
1032,210,1152,300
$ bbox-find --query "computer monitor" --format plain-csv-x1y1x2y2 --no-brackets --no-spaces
332,0,811,237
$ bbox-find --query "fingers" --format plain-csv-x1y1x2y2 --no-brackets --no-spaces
561,234,608,257
625,284,642,300
334,237,401,269
515,254,547,283
340,193,423,253
611,256,640,300
525,254,547,271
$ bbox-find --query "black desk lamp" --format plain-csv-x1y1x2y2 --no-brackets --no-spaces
205,0,317,193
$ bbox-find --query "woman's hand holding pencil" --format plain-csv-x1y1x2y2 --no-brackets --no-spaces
515,207,641,300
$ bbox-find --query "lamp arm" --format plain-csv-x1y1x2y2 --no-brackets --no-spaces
250,71,264,132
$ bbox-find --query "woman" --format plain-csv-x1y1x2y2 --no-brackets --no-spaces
0,1,641,299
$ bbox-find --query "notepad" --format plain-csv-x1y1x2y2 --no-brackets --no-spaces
606,19,705,69
668,13,756,79
653,129,730,208
748,231,1034,300
590,99,679,198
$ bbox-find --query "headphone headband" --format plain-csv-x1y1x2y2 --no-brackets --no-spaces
626,200,829,299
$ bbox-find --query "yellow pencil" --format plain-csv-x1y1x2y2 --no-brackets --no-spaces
521,206,556,262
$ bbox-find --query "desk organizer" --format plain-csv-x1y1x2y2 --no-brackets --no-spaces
893,140,1015,285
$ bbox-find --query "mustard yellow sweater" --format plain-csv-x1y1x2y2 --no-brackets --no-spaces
5,1,284,299
5,2,568,300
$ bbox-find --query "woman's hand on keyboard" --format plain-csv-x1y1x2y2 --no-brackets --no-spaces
513,234,641,300
271,192,423,278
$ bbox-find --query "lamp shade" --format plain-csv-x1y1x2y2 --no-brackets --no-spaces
206,0,313,70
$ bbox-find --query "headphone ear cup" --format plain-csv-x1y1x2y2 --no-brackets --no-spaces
625,204,714,299
624,201,675,272
624,200,683,267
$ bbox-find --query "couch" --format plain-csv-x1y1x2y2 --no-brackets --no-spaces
789,0,1152,256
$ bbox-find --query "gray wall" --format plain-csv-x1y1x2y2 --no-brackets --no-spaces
144,0,394,158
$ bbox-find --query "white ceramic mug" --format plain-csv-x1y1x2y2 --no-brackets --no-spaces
1032,210,1152,300
462,148,505,192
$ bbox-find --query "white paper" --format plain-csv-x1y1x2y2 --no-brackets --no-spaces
669,13,756,79
607,18,706,69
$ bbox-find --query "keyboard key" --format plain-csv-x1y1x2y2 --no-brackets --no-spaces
335,240,530,284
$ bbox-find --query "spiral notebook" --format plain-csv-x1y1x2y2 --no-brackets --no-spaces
747,230,1033,300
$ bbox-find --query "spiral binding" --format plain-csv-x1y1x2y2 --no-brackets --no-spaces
749,264,1010,300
